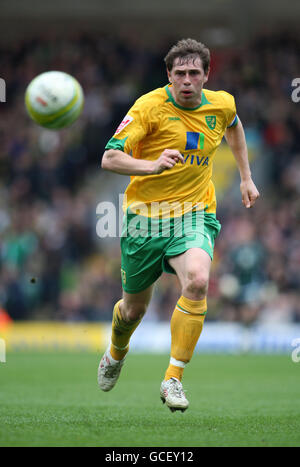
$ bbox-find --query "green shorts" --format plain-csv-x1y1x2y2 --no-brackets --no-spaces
120,209,221,294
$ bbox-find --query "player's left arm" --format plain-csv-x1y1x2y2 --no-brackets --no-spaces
225,117,260,208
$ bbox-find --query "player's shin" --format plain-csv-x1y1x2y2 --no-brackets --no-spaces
110,300,142,361
165,296,207,381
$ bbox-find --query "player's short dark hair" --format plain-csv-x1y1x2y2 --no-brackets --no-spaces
164,38,210,74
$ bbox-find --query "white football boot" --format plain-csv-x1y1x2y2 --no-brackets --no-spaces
160,377,189,412
98,347,125,392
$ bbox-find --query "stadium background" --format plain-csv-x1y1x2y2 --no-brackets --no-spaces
0,0,300,355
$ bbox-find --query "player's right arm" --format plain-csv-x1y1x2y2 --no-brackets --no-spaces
102,148,184,176
102,93,184,176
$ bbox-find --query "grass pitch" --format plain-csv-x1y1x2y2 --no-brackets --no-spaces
0,352,299,447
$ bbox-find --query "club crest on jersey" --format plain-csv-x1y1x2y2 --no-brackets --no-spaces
205,115,216,130
115,115,133,135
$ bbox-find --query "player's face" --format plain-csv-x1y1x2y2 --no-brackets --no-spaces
167,56,209,108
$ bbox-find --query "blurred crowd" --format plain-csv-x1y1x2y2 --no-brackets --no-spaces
0,29,299,323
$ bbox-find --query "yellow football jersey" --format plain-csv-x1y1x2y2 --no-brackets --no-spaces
105,84,237,217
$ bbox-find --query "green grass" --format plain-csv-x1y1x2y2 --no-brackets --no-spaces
0,352,300,447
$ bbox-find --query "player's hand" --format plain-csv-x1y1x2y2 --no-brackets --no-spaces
152,149,184,174
240,178,260,208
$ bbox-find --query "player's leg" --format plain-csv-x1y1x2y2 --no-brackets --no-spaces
166,247,211,377
110,285,154,361
98,284,154,391
98,206,164,392
169,246,211,300
160,248,211,410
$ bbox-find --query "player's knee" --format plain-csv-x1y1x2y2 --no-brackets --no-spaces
184,270,209,298
121,302,147,322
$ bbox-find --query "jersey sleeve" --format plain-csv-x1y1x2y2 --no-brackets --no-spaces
219,91,238,128
105,98,152,154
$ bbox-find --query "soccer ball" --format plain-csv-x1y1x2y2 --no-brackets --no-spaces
25,71,84,129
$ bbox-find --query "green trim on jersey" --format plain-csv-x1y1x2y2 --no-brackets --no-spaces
105,136,128,152
164,85,211,111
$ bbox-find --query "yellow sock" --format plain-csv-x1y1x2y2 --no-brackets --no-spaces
164,295,207,381
110,300,142,361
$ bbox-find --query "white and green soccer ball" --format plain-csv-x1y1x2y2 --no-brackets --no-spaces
25,71,84,129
